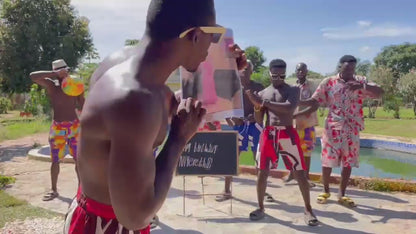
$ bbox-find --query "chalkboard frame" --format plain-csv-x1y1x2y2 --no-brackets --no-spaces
176,131,239,176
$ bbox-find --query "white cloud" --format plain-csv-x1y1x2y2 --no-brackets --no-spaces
357,20,372,27
360,46,371,53
71,0,151,59
264,46,341,75
321,22,416,40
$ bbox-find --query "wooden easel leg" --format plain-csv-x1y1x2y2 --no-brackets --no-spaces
230,180,233,214
201,177,205,205
183,176,186,216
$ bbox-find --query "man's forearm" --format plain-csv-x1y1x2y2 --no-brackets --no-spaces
263,101,296,115
153,134,187,208
295,99,320,117
366,84,384,98
253,108,264,124
295,106,318,118
29,71,56,81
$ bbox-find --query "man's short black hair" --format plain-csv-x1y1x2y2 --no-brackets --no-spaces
339,55,357,64
269,59,286,69
146,0,215,41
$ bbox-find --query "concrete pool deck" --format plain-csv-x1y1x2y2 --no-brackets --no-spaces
1,133,416,233
1,156,416,234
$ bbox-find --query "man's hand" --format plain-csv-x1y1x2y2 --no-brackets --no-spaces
170,98,206,143
246,114,255,123
245,90,262,107
231,117,244,126
228,44,247,71
206,122,217,131
346,81,364,91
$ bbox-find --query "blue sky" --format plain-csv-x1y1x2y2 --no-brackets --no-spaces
71,0,416,75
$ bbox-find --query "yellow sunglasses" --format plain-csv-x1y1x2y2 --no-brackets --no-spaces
179,26,226,43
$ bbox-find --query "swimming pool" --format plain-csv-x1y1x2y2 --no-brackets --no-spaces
240,146,416,180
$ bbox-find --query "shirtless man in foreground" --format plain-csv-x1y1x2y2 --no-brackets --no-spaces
64,1,247,233
64,0,226,233
245,59,318,226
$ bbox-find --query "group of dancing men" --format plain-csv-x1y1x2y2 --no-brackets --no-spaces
28,0,383,233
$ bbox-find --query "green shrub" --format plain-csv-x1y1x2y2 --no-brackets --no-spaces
0,175,15,188
23,84,51,117
0,97,12,114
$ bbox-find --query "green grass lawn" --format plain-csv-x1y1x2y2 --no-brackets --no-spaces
317,108,416,138
0,176,61,228
240,151,256,166
0,119,50,142
0,190,61,228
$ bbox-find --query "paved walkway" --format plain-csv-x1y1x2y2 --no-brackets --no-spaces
1,158,415,233
1,135,416,234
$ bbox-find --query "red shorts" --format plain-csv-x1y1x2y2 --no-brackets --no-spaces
256,126,306,171
64,188,150,234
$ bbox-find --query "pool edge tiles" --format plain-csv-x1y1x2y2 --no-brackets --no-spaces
315,137,416,154
220,124,416,155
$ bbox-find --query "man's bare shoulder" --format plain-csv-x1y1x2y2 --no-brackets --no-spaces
90,46,140,89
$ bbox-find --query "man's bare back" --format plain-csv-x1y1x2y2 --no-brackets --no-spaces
78,55,175,205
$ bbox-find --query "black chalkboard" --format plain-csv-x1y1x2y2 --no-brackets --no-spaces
176,131,238,176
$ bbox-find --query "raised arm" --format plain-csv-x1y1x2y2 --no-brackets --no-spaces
346,79,384,99
294,98,320,118
75,93,85,118
29,68,67,89
105,94,204,230
364,83,384,98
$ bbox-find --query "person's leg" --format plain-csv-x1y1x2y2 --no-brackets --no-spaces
317,127,340,203
44,123,64,201
51,161,60,192
293,170,312,213
68,120,80,183
337,130,359,207
250,127,275,221
279,127,318,226
257,168,269,211
216,124,245,202
339,166,351,198
249,166,270,220
322,167,332,194
304,157,311,178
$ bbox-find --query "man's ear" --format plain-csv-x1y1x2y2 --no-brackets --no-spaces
190,28,202,44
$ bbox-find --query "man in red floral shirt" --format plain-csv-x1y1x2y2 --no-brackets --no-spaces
297,55,383,207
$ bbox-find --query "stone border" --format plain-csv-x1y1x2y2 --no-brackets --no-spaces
239,166,416,192
315,136,416,154
28,146,75,164
28,146,416,192
221,125,416,154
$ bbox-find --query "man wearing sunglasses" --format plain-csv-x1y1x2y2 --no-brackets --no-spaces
245,59,318,226
29,59,85,202
66,0,246,233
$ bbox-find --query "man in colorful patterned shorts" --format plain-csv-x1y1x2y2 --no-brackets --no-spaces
30,59,85,201
298,55,383,207
284,63,319,187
